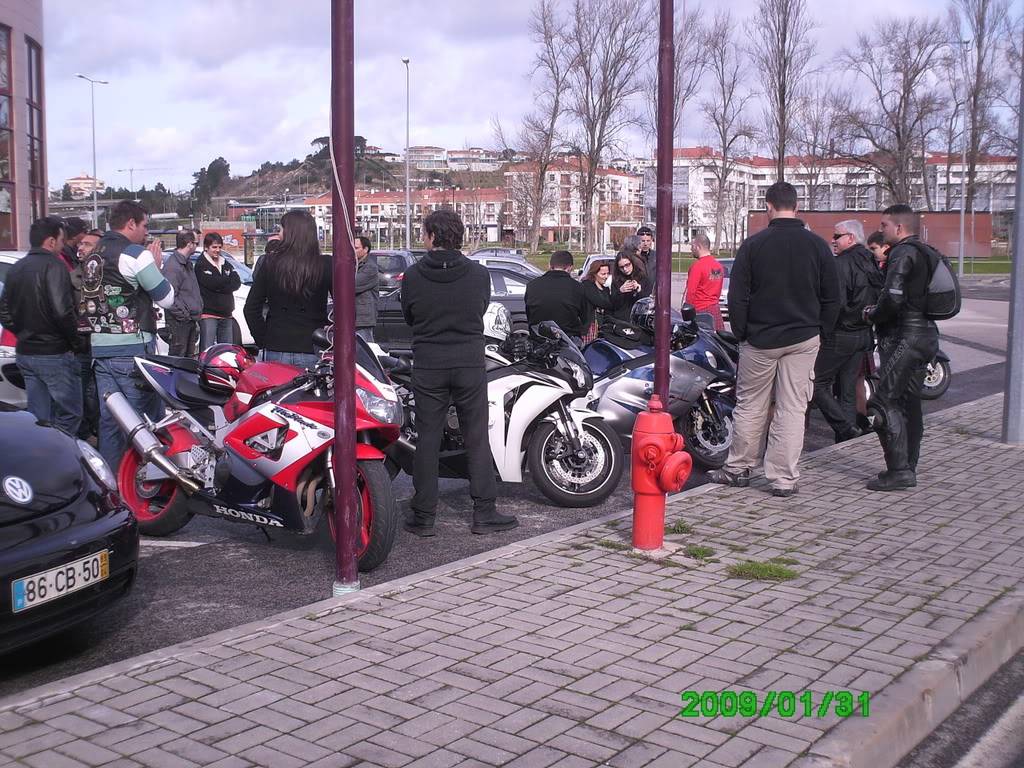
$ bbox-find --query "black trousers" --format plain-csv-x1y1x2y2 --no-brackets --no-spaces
870,328,939,472
167,316,199,358
812,329,871,439
411,366,497,518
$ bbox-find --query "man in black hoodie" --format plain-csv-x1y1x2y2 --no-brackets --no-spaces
401,210,517,536
811,219,882,442
708,182,840,497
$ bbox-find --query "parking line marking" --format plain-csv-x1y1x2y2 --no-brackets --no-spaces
139,539,206,549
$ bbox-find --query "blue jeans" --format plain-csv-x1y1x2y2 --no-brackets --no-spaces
16,352,82,436
262,350,319,370
77,351,99,439
94,356,164,470
199,316,234,353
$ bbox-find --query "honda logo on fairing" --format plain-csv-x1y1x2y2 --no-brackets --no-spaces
212,504,283,527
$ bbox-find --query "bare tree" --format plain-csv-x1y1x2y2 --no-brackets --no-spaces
791,79,841,209
748,0,817,182
562,0,650,251
835,17,947,204
949,0,1011,210
493,0,570,254
702,11,756,250
992,11,1022,156
642,4,709,144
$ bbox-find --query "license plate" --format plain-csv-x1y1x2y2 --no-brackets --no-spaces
12,551,109,613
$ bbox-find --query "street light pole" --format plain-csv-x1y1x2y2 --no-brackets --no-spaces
402,58,411,250
1003,21,1024,444
75,73,108,227
955,39,971,278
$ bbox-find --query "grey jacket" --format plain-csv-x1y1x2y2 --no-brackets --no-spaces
161,249,203,322
355,256,379,329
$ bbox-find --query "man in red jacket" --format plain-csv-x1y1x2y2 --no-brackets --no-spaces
683,234,725,330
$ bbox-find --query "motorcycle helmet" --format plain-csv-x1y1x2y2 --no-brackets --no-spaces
630,296,656,332
199,344,254,394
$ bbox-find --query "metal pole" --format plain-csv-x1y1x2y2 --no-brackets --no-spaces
331,0,359,592
403,58,411,250
90,82,97,225
958,121,967,277
1003,22,1024,444
653,0,674,405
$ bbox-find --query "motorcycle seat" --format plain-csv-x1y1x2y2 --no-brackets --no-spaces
716,330,738,345
148,354,202,374
175,375,231,407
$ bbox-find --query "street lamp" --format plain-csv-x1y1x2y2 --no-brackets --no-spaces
75,73,109,227
954,38,972,279
402,58,411,250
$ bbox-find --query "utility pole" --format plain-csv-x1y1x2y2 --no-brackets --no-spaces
1003,21,1024,444
75,73,108,227
956,38,971,278
403,58,412,250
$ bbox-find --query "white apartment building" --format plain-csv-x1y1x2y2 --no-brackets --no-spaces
64,173,107,200
404,146,447,172
448,148,504,172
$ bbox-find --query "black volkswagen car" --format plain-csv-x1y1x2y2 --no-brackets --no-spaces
0,408,139,653
373,266,532,353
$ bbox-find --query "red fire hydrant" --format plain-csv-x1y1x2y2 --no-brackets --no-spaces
631,395,692,550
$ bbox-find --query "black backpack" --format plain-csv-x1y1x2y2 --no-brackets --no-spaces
908,241,961,321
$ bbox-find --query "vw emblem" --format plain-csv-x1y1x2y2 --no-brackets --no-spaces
2,476,33,505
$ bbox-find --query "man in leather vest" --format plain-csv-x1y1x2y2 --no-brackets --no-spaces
86,201,176,468
863,204,939,491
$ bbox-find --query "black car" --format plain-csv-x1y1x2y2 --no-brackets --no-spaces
0,408,139,653
373,266,532,353
373,250,420,292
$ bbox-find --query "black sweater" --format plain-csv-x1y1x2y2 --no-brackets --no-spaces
727,218,840,349
582,279,614,330
834,244,883,332
525,269,587,338
195,256,241,318
243,258,330,353
401,249,490,369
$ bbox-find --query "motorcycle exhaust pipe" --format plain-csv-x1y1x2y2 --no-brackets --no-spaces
103,392,201,495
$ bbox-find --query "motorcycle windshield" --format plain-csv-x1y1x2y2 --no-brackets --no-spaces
356,335,387,382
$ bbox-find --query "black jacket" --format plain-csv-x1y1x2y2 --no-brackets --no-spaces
525,269,587,338
195,255,241,318
834,244,883,333
244,257,330,354
610,272,652,321
401,249,490,369
582,279,614,330
728,218,840,349
868,236,936,331
0,248,81,355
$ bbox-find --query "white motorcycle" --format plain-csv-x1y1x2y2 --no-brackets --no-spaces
381,307,623,508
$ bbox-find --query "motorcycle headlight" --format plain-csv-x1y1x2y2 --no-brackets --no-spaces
705,350,718,369
566,360,591,392
357,386,402,425
77,439,118,492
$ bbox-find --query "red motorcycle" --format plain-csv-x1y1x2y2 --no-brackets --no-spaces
104,333,401,571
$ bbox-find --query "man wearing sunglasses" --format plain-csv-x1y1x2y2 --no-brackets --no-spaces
811,221,882,443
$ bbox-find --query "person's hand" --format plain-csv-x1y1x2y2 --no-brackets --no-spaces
147,242,164,269
862,305,875,322
619,282,633,294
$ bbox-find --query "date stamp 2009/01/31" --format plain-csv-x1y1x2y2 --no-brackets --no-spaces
679,690,870,719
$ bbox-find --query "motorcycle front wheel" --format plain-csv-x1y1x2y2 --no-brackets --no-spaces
920,359,951,400
527,419,623,508
327,459,398,572
679,401,734,469
117,448,193,537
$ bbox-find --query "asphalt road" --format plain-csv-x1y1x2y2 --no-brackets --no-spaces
0,288,1011,697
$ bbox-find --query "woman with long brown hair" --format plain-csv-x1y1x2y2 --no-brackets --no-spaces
610,251,651,321
243,209,331,368
580,259,614,343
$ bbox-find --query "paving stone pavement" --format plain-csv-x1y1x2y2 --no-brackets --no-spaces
1,394,1022,768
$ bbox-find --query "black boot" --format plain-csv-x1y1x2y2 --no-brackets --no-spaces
706,468,750,487
866,470,916,491
471,509,519,535
404,510,437,538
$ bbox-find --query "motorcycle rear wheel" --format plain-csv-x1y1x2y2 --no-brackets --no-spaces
327,459,398,572
527,419,623,507
117,449,192,537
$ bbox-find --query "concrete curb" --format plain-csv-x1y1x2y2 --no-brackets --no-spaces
798,590,1024,768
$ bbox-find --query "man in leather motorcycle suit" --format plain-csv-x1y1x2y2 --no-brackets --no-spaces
863,205,939,491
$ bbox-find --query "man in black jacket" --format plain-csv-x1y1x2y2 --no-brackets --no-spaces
525,250,586,342
161,230,202,357
0,217,82,434
863,205,940,491
401,209,517,536
812,219,882,442
708,182,840,497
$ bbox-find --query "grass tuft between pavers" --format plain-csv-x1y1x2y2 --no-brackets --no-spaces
685,544,715,561
596,539,630,551
726,560,799,581
665,520,693,535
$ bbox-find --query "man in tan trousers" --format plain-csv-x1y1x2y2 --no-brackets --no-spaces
708,182,840,497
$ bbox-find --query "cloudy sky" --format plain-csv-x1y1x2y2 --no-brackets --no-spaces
44,0,948,195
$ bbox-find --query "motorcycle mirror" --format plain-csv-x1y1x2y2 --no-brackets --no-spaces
680,304,697,322
312,327,332,350
533,321,561,341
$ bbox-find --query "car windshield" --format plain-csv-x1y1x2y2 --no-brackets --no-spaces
375,255,407,273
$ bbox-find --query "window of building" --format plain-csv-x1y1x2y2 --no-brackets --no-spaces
0,25,13,248
26,37,44,224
